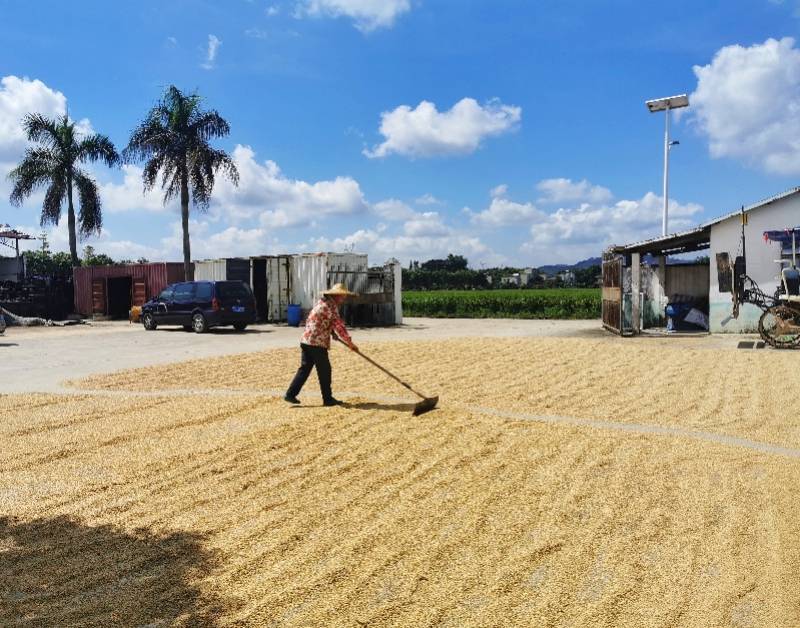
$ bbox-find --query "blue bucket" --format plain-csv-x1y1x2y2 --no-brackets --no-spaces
287,304,302,327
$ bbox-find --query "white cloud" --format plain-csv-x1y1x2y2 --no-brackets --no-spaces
469,197,541,227
489,184,508,199
245,28,269,39
691,37,800,174
522,191,703,265
403,211,450,237
213,145,368,227
0,75,66,163
373,198,416,220
201,34,222,70
414,193,444,206
297,0,410,32
536,178,613,204
364,98,522,159
308,228,501,266
99,165,173,213
88,145,368,230
266,5,280,16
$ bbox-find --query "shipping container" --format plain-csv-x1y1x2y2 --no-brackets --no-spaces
290,253,368,311
194,258,252,283
266,255,292,322
193,259,227,281
73,263,188,318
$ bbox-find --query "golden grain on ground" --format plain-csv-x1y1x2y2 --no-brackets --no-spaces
4,338,799,626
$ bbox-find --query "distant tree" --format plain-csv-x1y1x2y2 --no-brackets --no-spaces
420,254,469,272
8,113,120,266
24,249,74,276
574,265,601,288
82,245,115,266
124,85,239,280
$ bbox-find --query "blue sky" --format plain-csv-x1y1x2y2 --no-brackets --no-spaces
1,0,799,267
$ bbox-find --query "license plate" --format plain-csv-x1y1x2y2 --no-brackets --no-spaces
232,306,245,313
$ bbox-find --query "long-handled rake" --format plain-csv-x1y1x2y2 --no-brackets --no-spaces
337,340,438,415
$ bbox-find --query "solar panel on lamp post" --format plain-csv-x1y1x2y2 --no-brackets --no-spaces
645,94,689,237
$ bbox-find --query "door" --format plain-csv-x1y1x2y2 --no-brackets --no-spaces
170,282,197,325
267,256,292,322
252,258,267,321
602,257,623,334
91,279,106,316
153,285,174,323
132,278,147,307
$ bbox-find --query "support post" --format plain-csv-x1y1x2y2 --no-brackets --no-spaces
631,252,641,334
392,259,403,325
657,254,667,323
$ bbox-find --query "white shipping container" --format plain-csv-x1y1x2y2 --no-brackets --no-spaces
266,255,292,322
290,253,368,310
193,259,227,281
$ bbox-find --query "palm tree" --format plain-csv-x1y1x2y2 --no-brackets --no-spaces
8,114,120,267
123,86,239,280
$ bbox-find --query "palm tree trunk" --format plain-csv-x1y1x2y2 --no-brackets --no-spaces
66,173,79,267
181,170,192,281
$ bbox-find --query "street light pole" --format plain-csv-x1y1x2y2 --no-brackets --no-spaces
646,94,689,237
662,104,670,237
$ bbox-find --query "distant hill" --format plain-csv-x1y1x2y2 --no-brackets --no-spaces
538,256,601,276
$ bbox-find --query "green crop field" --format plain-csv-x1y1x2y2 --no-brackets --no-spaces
402,288,601,319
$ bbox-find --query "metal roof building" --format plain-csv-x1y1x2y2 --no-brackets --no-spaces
603,187,800,335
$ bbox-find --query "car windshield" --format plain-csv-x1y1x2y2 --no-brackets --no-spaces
216,281,252,299
158,287,173,301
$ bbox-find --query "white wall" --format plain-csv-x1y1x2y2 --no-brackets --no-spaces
709,194,800,332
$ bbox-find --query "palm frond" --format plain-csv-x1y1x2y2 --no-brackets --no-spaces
73,170,103,236
8,148,60,206
41,175,67,226
189,110,231,141
22,113,64,148
123,115,171,163
77,134,120,168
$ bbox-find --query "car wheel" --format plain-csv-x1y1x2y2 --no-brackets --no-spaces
233,323,248,332
142,313,157,330
192,312,208,334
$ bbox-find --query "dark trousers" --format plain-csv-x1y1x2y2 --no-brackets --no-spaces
286,343,333,401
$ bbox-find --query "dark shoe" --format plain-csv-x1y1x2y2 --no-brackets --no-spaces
323,397,344,407
284,395,301,404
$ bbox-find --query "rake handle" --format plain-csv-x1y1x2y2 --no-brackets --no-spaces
335,338,427,400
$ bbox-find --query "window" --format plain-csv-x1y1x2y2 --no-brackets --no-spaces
216,281,252,299
195,282,213,300
158,287,174,301
173,283,195,301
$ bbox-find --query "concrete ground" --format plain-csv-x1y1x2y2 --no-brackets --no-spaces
0,317,761,394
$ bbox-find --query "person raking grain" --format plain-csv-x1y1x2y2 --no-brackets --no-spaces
284,283,358,406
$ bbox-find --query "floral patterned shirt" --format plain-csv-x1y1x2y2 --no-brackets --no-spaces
300,297,352,349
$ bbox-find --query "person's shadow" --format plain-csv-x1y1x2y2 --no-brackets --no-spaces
0,515,234,625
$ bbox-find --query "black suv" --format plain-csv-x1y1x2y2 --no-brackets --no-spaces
141,280,256,333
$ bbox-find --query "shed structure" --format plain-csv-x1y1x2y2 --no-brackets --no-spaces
605,187,800,335
73,263,188,319
193,252,401,326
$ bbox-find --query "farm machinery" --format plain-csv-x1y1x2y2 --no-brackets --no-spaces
725,219,800,348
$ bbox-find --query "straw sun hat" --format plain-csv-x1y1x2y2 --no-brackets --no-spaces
323,282,357,297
